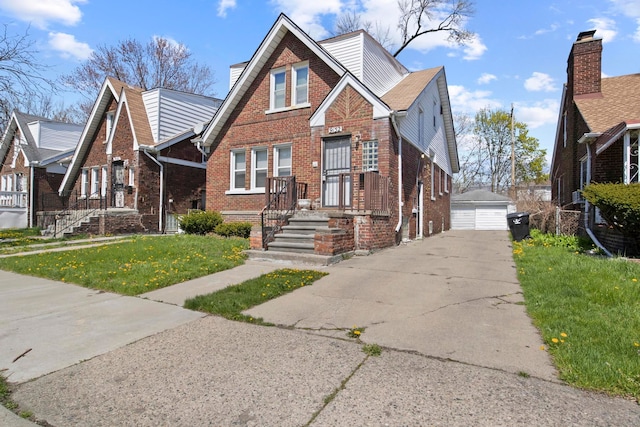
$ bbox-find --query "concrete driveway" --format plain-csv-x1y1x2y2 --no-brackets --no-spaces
3,231,640,426
246,230,557,380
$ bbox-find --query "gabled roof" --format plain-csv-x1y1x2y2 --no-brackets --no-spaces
201,13,346,147
381,67,441,111
60,77,140,193
575,73,640,133
0,110,81,167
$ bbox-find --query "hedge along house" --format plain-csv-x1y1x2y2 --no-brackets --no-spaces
53,77,222,236
550,30,640,254
0,111,82,229
198,14,458,260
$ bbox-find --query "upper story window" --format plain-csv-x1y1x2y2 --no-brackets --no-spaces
362,140,379,172
105,111,115,141
252,148,268,190
292,62,309,106
270,67,286,110
433,99,437,128
231,150,246,190
274,144,292,177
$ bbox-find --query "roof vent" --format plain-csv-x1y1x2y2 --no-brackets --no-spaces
576,30,597,41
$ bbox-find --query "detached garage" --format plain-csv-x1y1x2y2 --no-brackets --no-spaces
451,190,515,230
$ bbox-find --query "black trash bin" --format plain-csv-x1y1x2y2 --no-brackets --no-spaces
506,212,530,241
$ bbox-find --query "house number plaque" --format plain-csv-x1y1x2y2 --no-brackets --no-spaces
328,126,343,134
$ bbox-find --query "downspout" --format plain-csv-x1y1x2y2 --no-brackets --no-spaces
142,149,164,233
583,142,612,257
390,111,406,233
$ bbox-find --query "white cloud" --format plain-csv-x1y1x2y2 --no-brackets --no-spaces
217,0,236,18
635,19,640,42
534,23,560,36
607,0,640,43
270,0,343,39
448,85,502,115
515,99,559,129
477,73,497,85
587,17,617,43
0,0,85,29
48,32,92,60
524,72,557,92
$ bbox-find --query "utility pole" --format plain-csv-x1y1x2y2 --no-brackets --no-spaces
510,104,516,200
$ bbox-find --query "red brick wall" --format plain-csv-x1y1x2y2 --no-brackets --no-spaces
206,31,341,216
568,37,602,97
593,140,623,183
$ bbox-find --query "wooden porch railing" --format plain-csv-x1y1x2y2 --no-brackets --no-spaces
338,171,390,214
261,176,308,248
0,191,27,208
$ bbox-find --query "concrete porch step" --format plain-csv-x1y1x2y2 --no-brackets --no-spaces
245,249,344,266
274,233,315,244
267,241,315,254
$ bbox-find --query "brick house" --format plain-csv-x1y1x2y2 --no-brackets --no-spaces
52,77,221,236
198,14,458,258
0,111,82,229
550,30,640,252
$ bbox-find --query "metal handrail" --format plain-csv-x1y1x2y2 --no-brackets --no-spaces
260,176,307,249
52,191,107,237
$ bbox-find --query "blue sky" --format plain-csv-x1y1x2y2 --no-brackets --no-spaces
1,0,639,166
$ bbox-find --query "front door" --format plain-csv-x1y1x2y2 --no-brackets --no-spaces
322,136,351,207
112,161,125,208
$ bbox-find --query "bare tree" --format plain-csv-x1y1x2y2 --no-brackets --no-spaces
0,25,55,134
395,0,474,57
333,1,474,58
334,10,394,50
62,36,217,117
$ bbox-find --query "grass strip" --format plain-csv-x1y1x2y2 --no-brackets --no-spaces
514,231,640,400
184,268,327,324
0,234,248,296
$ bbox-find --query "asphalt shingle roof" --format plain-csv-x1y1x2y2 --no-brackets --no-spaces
381,67,442,111
575,73,640,133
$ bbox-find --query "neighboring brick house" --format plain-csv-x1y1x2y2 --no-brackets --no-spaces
550,30,640,252
53,77,222,235
0,111,82,229
198,14,458,256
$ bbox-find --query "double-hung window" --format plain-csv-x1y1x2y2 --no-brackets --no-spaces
270,68,286,110
81,169,89,197
231,150,246,190
101,166,108,197
252,148,268,190
90,167,100,196
430,163,436,201
274,145,292,177
292,62,309,106
105,112,115,141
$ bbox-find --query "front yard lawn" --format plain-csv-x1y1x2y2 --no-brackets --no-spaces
0,234,248,296
514,231,640,400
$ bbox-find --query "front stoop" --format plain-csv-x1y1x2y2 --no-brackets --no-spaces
245,249,349,266
266,214,330,255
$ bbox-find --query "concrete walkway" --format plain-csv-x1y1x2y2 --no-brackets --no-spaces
2,231,639,426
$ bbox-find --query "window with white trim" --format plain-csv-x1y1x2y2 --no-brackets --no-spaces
362,140,379,172
81,169,89,197
91,167,100,196
270,67,286,110
292,62,309,106
444,171,449,193
274,144,292,177
439,168,444,195
579,157,588,190
105,111,115,141
430,162,435,200
1,175,7,191
231,150,246,190
128,168,135,187
252,148,268,190
101,166,108,197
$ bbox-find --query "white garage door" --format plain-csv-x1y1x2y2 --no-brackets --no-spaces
451,207,475,230
451,205,508,230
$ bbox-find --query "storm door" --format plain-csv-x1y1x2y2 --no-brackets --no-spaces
322,136,351,207
112,161,125,208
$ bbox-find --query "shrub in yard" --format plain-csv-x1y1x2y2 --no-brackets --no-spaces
215,222,252,238
581,183,640,244
179,210,223,235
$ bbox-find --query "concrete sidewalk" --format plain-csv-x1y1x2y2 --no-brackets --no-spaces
2,231,640,426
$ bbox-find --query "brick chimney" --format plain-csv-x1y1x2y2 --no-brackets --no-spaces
567,30,602,97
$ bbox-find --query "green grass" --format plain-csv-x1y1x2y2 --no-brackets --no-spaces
0,227,41,239
513,232,640,400
184,268,327,323
0,234,248,295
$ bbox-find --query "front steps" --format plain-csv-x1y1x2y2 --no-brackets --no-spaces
247,211,349,265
